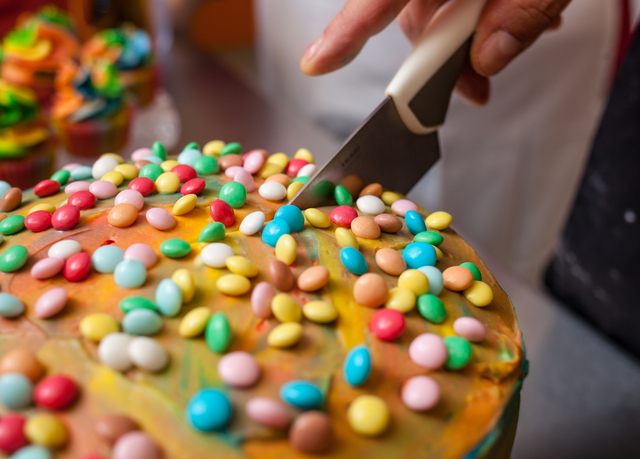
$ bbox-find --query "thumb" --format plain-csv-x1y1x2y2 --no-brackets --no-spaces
471,0,572,76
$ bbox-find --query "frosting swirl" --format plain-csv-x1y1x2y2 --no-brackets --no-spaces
82,24,152,71
0,79,47,157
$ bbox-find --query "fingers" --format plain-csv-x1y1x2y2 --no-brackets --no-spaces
396,0,447,44
471,0,572,76
455,63,491,105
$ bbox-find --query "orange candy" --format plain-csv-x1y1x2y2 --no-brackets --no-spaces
108,203,139,228
0,348,44,382
351,217,381,239
442,266,475,292
353,273,388,308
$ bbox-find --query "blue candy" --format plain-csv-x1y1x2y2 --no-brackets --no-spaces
186,388,232,431
262,219,291,247
340,247,368,275
142,155,163,165
280,380,324,409
122,308,163,335
0,373,33,410
404,210,427,235
11,446,53,459
418,266,444,295
274,205,304,232
343,345,371,387
402,242,437,269
155,279,183,317
177,149,202,167
0,293,24,318
114,259,147,288
92,245,124,274
0,180,11,198
70,165,92,181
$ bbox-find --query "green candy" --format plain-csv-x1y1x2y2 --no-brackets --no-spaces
183,142,200,151
334,185,353,206
119,296,157,313
194,156,219,175
292,176,309,184
139,164,164,182
206,312,231,353
443,336,473,370
199,222,225,243
219,142,241,156
50,169,70,185
219,182,246,209
152,141,167,160
417,294,446,323
460,262,482,281
0,216,25,235
414,231,444,246
160,239,192,258
0,245,28,273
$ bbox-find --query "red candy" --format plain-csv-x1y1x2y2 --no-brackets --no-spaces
68,190,96,210
34,375,79,410
24,210,52,232
128,177,155,197
286,159,308,177
180,178,206,195
64,252,91,281
0,415,28,453
171,164,197,182
210,199,235,227
34,179,61,197
52,204,80,231
369,309,405,341
329,205,358,228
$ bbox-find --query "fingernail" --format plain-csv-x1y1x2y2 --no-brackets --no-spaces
302,37,323,64
478,30,522,75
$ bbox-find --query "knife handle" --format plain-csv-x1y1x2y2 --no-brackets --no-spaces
385,0,486,135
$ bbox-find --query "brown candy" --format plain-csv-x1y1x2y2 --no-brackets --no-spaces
297,266,330,292
95,414,139,444
352,273,388,308
374,213,403,233
289,411,333,454
265,174,291,187
0,213,6,222
134,160,152,172
350,216,381,239
268,259,295,291
218,154,243,171
442,266,475,291
108,203,139,228
0,348,44,382
359,183,383,198
375,248,406,276
0,187,22,212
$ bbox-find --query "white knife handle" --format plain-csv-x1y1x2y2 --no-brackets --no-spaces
385,0,487,134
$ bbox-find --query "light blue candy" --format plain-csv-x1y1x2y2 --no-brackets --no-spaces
274,205,304,232
114,259,147,288
122,308,163,335
343,345,371,387
155,278,182,317
11,446,53,459
261,219,290,247
142,155,163,165
70,165,92,180
340,247,368,275
0,373,33,410
92,245,124,274
0,293,24,318
280,380,324,409
418,266,444,295
186,388,232,431
177,149,202,167
402,242,437,269
0,180,11,199
405,210,427,235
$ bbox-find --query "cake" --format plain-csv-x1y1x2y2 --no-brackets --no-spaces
0,143,526,458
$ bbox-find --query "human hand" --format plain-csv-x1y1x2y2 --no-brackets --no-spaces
299,0,569,104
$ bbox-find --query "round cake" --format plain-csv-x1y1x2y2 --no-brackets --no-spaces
0,143,526,459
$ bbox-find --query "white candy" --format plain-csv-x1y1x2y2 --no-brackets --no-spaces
48,240,82,260
201,243,235,268
98,333,134,371
356,195,386,215
259,182,287,201
92,156,119,180
128,337,169,372
239,211,265,236
297,164,318,178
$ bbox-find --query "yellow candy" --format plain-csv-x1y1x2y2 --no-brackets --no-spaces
398,269,429,296
275,234,297,265
28,203,56,214
271,293,302,322
267,152,289,169
434,246,443,261
347,395,390,436
100,152,124,163
161,160,180,172
172,269,196,303
216,274,251,296
101,170,124,186
25,414,68,448
385,287,416,313
381,191,403,206
226,256,259,278
335,227,359,249
287,182,304,201
203,140,226,156
155,172,180,194
179,306,211,338
294,148,314,163
426,211,452,230
302,301,338,323
114,164,138,180
304,208,330,228
80,313,120,342
268,322,303,348
173,194,197,216
259,162,284,179
463,281,493,307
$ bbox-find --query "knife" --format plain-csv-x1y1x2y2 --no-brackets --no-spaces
289,0,487,209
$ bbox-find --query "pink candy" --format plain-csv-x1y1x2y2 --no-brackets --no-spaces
225,166,244,179
31,258,65,279
401,375,441,411
34,287,68,318
124,244,157,268
65,181,91,195
391,199,418,217
453,317,487,342
112,431,161,459
408,333,448,370
115,190,145,211
131,148,153,161
145,208,176,231
217,351,260,388
243,151,265,174
89,180,119,199
234,169,255,192
251,282,275,318
245,397,290,428
62,163,83,171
